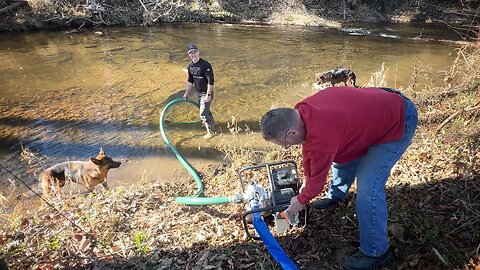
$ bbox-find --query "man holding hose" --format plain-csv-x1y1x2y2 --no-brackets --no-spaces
183,43,215,139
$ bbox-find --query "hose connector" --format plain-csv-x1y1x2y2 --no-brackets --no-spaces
228,193,244,204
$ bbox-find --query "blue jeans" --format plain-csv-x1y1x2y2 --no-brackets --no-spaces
325,93,418,256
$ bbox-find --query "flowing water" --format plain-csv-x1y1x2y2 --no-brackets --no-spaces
0,23,461,194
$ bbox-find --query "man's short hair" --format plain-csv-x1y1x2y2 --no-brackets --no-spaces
260,108,297,141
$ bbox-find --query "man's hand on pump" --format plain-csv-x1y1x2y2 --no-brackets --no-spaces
283,196,304,226
286,196,305,214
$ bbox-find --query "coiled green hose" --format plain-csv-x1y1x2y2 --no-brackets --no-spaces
160,98,231,205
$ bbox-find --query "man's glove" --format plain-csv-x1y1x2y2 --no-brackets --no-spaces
286,196,305,214
282,196,305,226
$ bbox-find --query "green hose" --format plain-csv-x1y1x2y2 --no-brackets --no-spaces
175,196,230,205
160,98,232,205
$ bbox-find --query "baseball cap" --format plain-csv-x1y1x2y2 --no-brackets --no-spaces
187,43,198,53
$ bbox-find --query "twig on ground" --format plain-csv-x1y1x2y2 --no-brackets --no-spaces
436,101,480,133
432,247,449,266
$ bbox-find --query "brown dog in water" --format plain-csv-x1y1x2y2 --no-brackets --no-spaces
315,68,357,87
39,148,121,196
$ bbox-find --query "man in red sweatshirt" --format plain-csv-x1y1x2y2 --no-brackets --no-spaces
260,86,418,270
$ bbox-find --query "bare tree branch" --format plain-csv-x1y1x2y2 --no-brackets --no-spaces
0,0,27,16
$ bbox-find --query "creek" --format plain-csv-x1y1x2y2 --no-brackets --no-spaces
0,23,461,192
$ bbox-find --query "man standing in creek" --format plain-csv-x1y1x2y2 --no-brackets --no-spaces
183,43,216,139
260,86,418,270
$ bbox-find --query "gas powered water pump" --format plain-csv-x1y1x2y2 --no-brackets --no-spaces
238,160,308,239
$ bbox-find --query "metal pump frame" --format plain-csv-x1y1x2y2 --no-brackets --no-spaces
238,160,308,239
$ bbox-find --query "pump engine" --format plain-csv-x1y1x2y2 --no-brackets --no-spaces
238,160,308,239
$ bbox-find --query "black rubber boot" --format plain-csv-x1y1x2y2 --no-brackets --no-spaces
312,198,341,209
344,248,393,270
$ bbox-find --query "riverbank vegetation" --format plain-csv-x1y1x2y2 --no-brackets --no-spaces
0,0,479,32
0,36,479,269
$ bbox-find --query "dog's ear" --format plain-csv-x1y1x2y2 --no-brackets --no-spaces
91,158,103,165
98,148,105,156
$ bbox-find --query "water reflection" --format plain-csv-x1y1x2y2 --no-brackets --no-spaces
0,23,460,187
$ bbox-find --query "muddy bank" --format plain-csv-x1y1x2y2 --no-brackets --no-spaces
1,0,479,33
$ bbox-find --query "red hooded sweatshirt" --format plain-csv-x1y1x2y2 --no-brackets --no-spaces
295,87,405,205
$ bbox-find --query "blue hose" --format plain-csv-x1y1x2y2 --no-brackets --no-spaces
250,200,299,270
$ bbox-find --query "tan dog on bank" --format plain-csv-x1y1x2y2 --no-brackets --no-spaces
39,148,121,196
